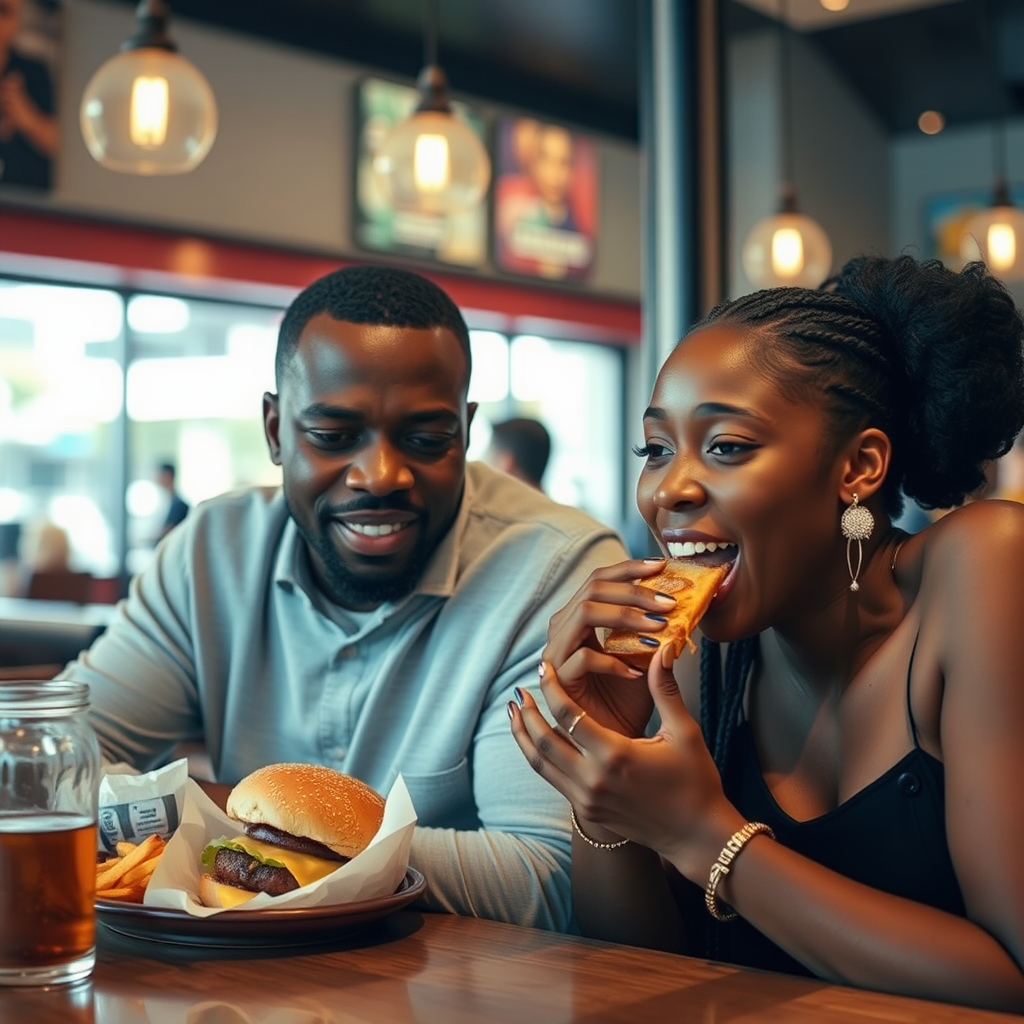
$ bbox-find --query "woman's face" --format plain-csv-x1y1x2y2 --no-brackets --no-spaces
635,323,850,641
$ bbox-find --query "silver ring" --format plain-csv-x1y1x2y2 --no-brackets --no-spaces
566,710,588,737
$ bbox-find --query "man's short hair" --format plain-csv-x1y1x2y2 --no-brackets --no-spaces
276,264,472,387
158,462,176,479
490,418,551,486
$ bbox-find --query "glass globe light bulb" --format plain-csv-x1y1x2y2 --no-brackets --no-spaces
372,65,489,215
80,2,217,176
742,210,833,288
960,204,1024,280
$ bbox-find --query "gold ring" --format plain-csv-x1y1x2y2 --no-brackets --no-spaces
566,710,588,737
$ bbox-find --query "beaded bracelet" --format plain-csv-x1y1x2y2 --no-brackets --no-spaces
570,806,630,850
705,821,775,921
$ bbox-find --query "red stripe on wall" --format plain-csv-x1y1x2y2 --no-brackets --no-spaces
0,207,641,344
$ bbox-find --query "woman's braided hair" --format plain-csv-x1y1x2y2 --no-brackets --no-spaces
690,255,1024,778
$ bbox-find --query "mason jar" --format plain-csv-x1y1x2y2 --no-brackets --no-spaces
0,681,101,986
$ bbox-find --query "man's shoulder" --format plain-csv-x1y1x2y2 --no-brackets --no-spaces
185,486,288,542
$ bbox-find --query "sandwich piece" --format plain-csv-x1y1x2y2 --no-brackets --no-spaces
602,560,730,670
197,763,385,908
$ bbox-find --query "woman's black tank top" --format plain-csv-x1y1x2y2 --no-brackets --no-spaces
689,641,966,976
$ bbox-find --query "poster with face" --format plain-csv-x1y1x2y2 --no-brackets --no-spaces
0,0,59,191
353,76,488,268
493,116,598,281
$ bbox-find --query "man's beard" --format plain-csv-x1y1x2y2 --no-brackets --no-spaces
287,497,432,609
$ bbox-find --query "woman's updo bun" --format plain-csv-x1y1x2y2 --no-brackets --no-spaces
830,255,1024,509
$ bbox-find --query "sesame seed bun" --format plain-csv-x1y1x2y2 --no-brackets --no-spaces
226,763,385,860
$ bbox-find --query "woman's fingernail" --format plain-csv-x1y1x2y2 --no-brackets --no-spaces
507,701,517,721
537,661,546,678
514,687,525,707
654,591,677,606
639,636,661,647
644,613,668,623
643,556,666,563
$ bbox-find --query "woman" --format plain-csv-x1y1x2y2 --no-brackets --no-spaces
509,255,1024,1011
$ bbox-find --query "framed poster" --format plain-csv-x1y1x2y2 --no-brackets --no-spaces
0,0,60,192
493,116,598,281
353,76,487,268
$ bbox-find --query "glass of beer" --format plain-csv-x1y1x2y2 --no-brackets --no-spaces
0,681,101,986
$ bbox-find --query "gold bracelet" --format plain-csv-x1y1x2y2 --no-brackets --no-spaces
570,806,630,850
704,821,775,922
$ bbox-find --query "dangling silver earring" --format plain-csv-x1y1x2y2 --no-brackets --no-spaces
841,493,874,592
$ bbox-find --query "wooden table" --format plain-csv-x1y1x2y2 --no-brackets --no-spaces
1,911,1020,1023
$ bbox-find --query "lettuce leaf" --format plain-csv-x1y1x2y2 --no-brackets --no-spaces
200,836,287,871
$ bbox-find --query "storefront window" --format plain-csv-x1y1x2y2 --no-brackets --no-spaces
0,280,125,586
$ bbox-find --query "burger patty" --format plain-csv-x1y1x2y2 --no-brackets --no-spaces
212,847,300,896
243,823,348,861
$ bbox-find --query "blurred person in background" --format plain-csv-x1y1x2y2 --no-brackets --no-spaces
155,461,190,543
485,416,551,491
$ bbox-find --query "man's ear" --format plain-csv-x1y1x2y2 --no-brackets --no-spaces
263,392,283,466
466,401,478,437
838,427,890,505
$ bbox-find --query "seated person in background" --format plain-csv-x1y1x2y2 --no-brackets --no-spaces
61,264,627,930
510,255,1024,1009
485,417,551,491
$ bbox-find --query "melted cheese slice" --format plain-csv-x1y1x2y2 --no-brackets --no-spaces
234,835,343,888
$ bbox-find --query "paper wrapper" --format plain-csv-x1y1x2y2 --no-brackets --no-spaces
143,774,417,915
98,759,188,853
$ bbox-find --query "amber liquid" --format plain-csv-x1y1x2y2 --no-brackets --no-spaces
0,814,96,977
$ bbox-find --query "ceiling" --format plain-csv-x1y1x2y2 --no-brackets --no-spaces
112,0,1024,139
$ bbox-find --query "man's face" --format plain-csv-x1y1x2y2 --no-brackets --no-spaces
264,316,475,610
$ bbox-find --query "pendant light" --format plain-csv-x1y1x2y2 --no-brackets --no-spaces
372,0,490,215
958,1,1024,281
741,1,832,289
80,0,217,175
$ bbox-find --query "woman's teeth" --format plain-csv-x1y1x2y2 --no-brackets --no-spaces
666,540,736,557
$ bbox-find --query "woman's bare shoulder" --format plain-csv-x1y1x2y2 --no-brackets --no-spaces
902,499,1024,579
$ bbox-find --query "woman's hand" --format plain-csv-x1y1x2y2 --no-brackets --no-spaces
542,557,678,738
510,648,746,879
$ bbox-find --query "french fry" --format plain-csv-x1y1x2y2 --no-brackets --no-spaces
97,885,147,902
95,834,166,897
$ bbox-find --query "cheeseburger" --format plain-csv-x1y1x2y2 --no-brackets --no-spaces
198,763,385,908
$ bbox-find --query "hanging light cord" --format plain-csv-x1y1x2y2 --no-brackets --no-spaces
425,0,440,68
780,0,793,193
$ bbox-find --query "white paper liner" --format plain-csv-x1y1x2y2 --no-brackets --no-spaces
95,759,417,915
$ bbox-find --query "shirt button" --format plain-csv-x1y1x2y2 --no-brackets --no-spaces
897,771,921,796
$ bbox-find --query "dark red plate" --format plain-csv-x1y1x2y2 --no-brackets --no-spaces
96,867,425,947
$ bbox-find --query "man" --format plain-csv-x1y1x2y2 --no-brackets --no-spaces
64,265,627,930
486,417,551,490
155,462,190,543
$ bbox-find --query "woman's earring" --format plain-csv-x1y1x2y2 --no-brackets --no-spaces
840,493,874,592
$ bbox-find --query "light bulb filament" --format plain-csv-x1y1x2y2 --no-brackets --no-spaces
988,222,1017,272
413,133,450,192
129,76,169,149
771,227,805,277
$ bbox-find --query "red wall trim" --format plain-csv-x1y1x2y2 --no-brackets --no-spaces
0,207,641,344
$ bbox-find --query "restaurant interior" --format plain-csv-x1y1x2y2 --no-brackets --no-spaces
3,1,1024,1019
